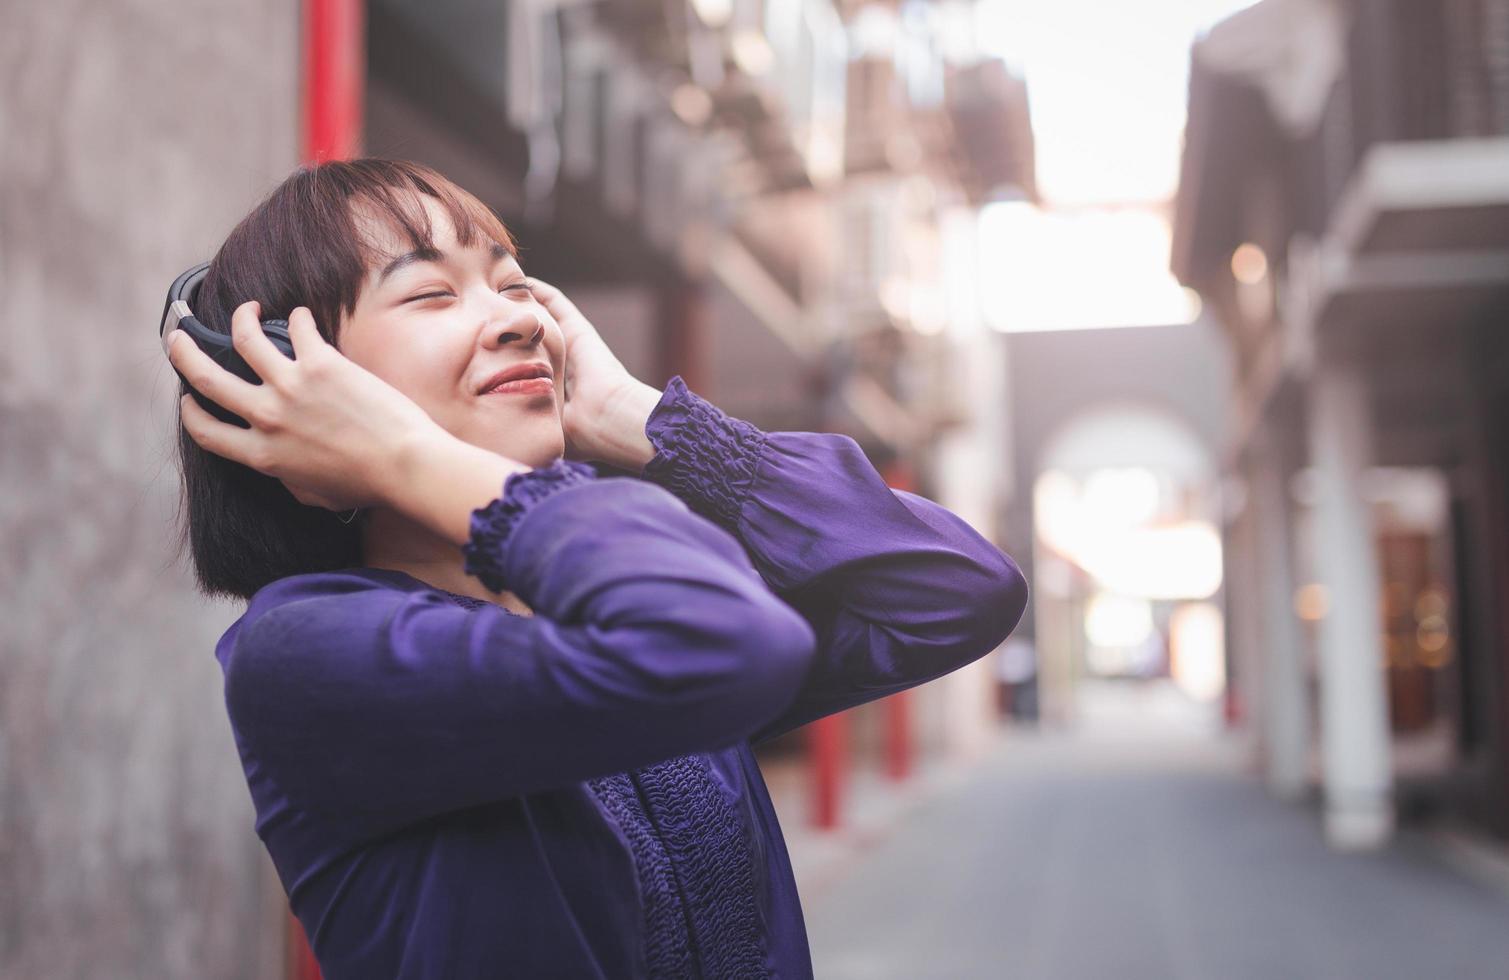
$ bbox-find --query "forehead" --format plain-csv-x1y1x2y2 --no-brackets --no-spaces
353,194,452,259
352,192,511,274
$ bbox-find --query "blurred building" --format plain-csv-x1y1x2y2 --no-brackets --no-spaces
2,0,1033,976
1174,0,1509,847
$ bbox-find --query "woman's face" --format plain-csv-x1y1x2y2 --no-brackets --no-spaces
338,195,567,468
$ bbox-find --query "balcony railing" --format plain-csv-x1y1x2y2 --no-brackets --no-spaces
1303,0,1509,233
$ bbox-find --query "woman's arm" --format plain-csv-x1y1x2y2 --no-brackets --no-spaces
528,282,1027,741
222,461,816,845
636,377,1030,743
389,422,530,546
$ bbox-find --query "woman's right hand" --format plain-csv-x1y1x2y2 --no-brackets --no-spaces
169,300,448,513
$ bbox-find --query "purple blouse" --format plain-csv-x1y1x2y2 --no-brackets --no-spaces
215,376,1028,979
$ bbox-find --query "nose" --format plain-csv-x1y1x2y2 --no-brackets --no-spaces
481,303,546,350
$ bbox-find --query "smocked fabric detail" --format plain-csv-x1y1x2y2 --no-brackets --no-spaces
586,772,697,979
642,376,768,530
630,754,770,979
461,459,596,592
440,594,505,617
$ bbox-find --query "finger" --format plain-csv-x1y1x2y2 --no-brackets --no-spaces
285,306,331,361
178,392,262,468
231,300,295,387
527,277,582,320
168,330,269,423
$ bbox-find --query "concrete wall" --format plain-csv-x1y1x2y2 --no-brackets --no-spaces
1,2,299,976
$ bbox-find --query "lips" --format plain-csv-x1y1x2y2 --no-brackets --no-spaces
477,362,554,395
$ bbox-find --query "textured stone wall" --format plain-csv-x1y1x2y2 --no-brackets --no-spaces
1,2,299,977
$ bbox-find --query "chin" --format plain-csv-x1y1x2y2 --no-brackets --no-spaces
453,402,567,465
489,427,567,469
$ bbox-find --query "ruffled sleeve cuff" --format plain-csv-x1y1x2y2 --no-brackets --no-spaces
461,458,597,592
640,375,768,529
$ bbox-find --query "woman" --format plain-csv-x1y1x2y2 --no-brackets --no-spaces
168,158,1028,979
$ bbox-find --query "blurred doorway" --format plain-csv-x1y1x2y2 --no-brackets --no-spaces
1030,404,1225,727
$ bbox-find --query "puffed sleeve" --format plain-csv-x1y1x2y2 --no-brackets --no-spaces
640,377,1029,742
220,460,816,843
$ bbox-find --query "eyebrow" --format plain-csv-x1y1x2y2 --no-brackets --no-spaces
377,241,514,286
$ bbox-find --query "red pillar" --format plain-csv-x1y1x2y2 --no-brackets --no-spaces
302,0,364,163
291,3,363,977
287,917,321,980
655,277,710,394
808,714,848,830
1224,681,1244,728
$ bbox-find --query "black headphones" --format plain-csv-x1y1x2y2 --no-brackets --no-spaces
160,261,295,427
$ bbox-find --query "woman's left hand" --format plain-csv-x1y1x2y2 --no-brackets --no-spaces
529,278,663,471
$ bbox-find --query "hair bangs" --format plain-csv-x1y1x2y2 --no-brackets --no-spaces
346,163,518,283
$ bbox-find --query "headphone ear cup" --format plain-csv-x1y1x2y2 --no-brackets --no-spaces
206,320,295,383
174,318,299,429
163,263,296,432
259,318,297,361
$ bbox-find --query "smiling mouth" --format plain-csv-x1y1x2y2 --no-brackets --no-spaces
481,377,555,396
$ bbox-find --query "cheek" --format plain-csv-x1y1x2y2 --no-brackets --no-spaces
348,330,461,410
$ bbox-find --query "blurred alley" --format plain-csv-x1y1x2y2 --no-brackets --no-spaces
9,0,1509,976
798,682,1509,980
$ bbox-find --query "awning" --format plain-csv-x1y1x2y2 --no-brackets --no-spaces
1193,0,1346,138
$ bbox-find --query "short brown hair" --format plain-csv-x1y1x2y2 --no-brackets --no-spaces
177,159,517,600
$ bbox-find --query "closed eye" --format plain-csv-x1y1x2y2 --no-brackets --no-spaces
402,282,532,304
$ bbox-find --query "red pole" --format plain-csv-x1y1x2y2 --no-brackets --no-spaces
808,714,847,830
287,917,321,980
655,277,710,394
302,0,364,163
1224,680,1243,727
883,691,913,781
290,3,363,977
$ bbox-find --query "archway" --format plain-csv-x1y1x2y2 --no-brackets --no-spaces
1028,402,1224,726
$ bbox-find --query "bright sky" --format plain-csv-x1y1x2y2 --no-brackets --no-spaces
978,0,1262,206
969,0,1262,331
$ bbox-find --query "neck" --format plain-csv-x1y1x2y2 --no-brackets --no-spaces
360,506,532,614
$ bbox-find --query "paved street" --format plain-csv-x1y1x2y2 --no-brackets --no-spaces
796,683,1509,980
